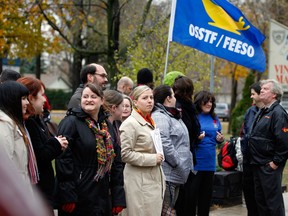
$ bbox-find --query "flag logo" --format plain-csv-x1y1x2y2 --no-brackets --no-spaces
203,0,250,35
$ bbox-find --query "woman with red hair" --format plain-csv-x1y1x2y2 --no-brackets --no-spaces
17,76,68,211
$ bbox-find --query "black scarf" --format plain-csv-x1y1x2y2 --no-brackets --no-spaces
164,106,182,119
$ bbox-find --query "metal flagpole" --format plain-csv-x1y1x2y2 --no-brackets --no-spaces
210,55,215,93
163,0,177,84
163,41,170,82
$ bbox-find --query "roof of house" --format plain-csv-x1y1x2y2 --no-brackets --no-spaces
24,73,72,91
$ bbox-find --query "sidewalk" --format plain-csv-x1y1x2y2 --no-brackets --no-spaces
210,192,288,216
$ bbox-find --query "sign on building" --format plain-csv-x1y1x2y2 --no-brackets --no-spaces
269,19,288,92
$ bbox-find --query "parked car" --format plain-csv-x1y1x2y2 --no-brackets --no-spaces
215,103,230,121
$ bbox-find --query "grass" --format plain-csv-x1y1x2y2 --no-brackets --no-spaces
50,110,66,124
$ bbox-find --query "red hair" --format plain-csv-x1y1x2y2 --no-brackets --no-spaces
17,76,45,118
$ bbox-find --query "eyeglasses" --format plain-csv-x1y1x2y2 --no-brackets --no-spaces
94,73,108,79
123,104,131,108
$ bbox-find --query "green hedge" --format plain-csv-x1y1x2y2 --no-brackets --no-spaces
231,72,256,136
45,89,72,110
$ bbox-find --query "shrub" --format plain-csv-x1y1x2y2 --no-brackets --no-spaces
231,72,256,136
45,89,72,110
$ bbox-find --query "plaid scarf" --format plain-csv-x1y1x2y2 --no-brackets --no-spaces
85,117,115,182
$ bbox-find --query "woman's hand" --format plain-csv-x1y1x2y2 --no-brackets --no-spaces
56,135,69,151
216,131,224,143
156,153,164,165
198,131,205,140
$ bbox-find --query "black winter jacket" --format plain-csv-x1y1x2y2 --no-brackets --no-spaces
175,97,200,165
25,116,62,207
241,105,259,164
55,108,126,216
248,101,288,166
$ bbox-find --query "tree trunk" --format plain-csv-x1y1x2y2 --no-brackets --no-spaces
0,58,2,75
107,0,120,88
71,52,82,92
35,54,41,79
70,0,84,91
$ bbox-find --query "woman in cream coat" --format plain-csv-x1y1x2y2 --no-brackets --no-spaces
0,81,34,193
120,85,165,216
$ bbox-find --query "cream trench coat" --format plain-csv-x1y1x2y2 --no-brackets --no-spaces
120,110,165,216
0,110,33,195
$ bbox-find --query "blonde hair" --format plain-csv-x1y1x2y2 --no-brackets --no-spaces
131,85,151,101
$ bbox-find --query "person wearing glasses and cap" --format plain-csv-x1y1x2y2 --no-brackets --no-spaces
67,63,109,109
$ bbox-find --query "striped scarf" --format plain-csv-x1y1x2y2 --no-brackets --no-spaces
24,125,39,184
85,117,115,182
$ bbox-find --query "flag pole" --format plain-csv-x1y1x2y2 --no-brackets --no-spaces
163,41,170,82
210,55,215,93
163,0,177,83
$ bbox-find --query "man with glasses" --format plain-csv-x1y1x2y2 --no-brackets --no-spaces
67,63,108,109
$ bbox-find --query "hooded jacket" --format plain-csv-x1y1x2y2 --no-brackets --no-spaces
55,108,125,215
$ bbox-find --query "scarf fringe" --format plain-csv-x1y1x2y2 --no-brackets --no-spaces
85,117,115,182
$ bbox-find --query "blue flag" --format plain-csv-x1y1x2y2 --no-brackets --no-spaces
169,0,266,72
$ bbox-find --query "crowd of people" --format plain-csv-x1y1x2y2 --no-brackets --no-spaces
0,64,288,216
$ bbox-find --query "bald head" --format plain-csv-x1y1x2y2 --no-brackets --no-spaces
117,76,134,95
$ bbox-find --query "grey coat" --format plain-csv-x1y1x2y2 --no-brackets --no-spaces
152,103,193,184
67,84,83,109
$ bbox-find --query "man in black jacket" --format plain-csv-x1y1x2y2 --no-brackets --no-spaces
241,82,263,216
249,79,288,216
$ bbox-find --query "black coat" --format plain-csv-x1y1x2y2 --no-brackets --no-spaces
176,97,201,164
25,116,62,207
55,108,126,216
249,101,288,166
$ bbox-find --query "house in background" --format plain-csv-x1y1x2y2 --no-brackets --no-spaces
24,73,72,93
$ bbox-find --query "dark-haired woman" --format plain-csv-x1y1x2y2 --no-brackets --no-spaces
191,90,224,216
55,83,125,216
152,85,192,215
172,76,201,215
0,81,34,193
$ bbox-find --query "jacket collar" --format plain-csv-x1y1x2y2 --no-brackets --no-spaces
265,100,279,112
131,109,154,129
66,107,109,123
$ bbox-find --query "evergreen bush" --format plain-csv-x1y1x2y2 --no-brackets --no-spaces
231,72,256,136
45,89,72,110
